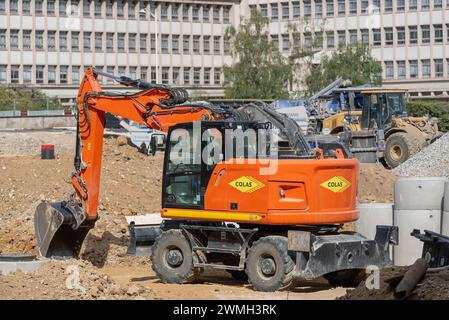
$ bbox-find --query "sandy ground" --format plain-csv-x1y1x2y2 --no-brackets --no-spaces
0,130,397,300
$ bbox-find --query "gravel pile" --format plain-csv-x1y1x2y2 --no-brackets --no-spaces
394,133,449,177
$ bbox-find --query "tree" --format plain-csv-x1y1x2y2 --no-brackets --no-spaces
0,85,62,111
304,44,383,96
223,12,292,99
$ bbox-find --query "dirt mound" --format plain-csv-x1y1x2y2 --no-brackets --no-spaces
342,266,449,300
358,163,398,203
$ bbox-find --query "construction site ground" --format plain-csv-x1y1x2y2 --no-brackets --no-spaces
0,130,397,300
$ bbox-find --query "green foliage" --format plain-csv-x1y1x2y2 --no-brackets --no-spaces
407,99,449,132
0,85,62,111
304,44,383,96
223,12,292,99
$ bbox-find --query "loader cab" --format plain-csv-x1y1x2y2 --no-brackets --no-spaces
162,121,271,210
359,90,407,131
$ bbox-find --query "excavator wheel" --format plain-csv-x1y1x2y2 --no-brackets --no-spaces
245,236,295,292
384,132,420,168
150,229,199,284
324,269,365,288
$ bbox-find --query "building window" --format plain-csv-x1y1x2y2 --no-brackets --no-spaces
223,6,230,23
10,30,19,49
271,3,279,21
9,0,18,12
337,30,346,46
172,67,180,84
373,29,381,46
202,5,209,22
71,31,79,50
47,0,55,15
326,31,334,48
72,66,80,83
361,0,369,13
172,3,179,21
36,0,43,14
0,65,7,83
36,65,45,83
182,4,189,21
192,4,199,22
161,67,169,84
128,1,136,19
160,2,169,21
385,28,393,46
361,29,369,45
292,2,300,18
106,0,113,17
83,32,91,51
172,35,179,54
349,30,357,45
37,30,46,49
282,34,290,52
203,36,210,54
421,25,430,44
281,2,289,20
183,35,190,53
0,0,5,13
106,33,114,51
151,66,157,82
409,0,417,11
59,0,67,16
48,66,56,84
94,0,102,16
48,31,56,50
161,34,169,53
397,61,406,79
0,29,5,49
409,60,418,78
150,34,156,53
326,0,334,16
397,27,405,45
22,0,31,14
23,30,31,49
422,59,431,78
204,68,211,84
193,35,200,53
373,0,380,9
23,65,32,83
11,65,20,83
128,33,136,51
272,34,279,48
385,0,393,12
316,1,323,16
60,66,68,84
214,36,221,55
117,1,124,17
260,4,268,18
397,0,405,11
214,68,221,85
385,61,394,80
349,0,357,14
409,26,418,44
140,66,147,81
140,34,147,53
59,31,68,50
194,67,201,85
304,1,311,16
434,25,443,43
421,0,430,10
94,32,102,50
183,67,190,84
213,6,220,22
117,33,125,51
435,59,443,78
434,0,442,9
106,66,115,83
83,0,91,16
118,66,126,76
337,0,345,15
224,38,230,54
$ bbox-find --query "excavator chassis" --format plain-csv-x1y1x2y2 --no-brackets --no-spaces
128,220,398,290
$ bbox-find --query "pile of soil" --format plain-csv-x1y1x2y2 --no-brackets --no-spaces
343,266,449,300
358,163,397,203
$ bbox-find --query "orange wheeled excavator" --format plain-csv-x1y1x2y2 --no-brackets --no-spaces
35,67,398,292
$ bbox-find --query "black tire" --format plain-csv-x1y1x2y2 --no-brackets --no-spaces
385,133,420,168
150,229,198,284
245,236,295,292
324,269,365,287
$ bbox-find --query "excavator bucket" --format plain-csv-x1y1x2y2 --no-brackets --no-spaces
34,202,91,258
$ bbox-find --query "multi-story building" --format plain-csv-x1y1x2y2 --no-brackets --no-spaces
0,0,448,102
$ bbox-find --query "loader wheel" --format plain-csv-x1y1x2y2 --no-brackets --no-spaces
246,236,295,292
385,133,420,168
324,269,365,288
150,230,198,284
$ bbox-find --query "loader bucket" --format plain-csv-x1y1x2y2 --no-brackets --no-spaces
34,202,91,258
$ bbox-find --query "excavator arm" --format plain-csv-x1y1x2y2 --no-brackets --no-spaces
34,67,222,257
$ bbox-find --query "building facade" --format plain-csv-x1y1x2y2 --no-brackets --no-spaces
0,0,448,102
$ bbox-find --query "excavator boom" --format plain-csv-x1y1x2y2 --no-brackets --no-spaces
34,67,223,257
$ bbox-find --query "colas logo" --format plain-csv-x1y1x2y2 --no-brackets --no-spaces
229,176,265,193
320,176,351,193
